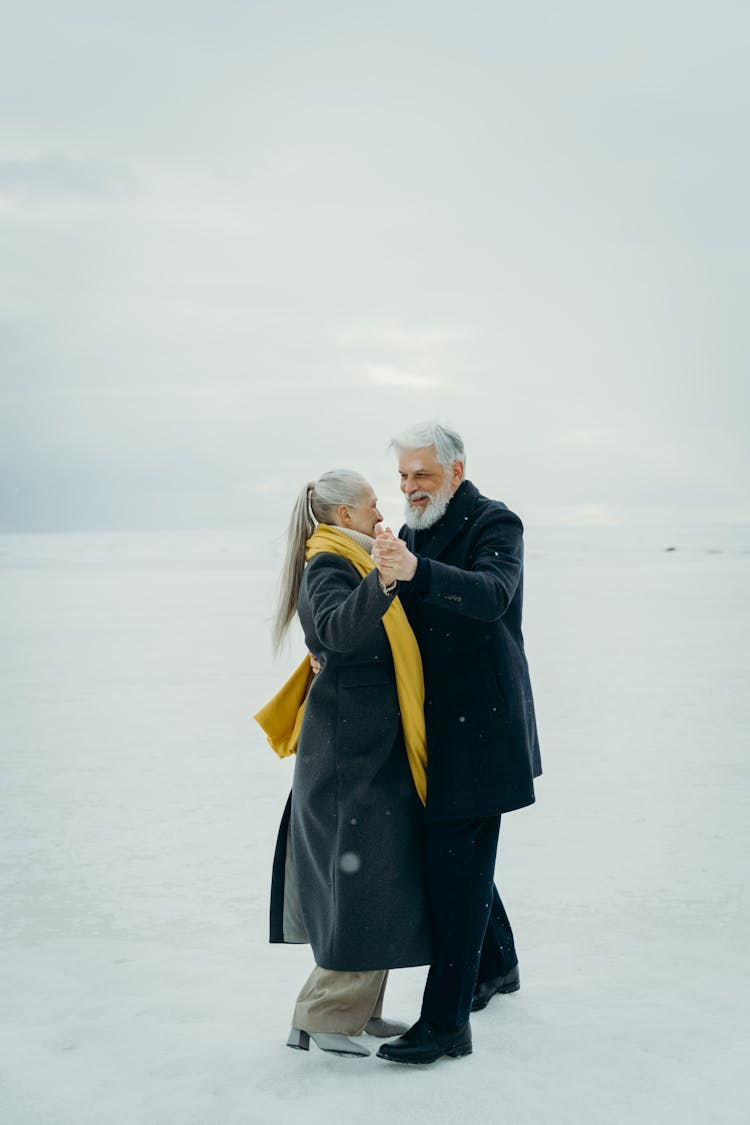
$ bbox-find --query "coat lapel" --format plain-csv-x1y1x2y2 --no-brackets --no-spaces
412,480,480,560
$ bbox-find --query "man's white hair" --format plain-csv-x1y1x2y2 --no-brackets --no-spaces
389,422,466,470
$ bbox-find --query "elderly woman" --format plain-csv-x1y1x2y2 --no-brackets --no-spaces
260,469,433,1057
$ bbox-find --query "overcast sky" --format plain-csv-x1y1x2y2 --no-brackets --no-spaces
1,0,748,533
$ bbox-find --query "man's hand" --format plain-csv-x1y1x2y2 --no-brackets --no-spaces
372,525,418,582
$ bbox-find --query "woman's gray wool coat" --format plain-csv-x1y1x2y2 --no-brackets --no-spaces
270,553,434,971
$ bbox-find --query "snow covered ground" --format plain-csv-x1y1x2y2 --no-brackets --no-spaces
1,526,748,1125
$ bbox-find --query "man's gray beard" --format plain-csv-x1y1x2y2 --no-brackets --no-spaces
403,486,453,530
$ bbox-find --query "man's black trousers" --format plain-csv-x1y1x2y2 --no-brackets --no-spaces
420,815,518,1029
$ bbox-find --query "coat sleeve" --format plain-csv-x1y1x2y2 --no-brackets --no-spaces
304,554,395,653
407,508,524,622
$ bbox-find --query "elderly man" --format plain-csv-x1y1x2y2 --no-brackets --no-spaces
372,422,541,1065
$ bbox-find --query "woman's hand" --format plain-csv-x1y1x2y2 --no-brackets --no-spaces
373,525,399,586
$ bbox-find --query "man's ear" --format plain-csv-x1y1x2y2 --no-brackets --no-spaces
451,460,465,491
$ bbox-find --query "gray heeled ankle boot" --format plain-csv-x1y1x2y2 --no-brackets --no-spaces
287,1028,370,1057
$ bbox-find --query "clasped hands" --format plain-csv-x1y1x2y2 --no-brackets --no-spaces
372,525,418,584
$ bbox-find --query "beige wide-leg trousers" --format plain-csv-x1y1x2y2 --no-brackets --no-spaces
292,966,388,1034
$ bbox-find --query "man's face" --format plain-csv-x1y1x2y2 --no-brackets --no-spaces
398,447,463,530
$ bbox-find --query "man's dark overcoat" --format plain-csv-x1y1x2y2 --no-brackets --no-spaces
398,480,542,822
270,553,434,971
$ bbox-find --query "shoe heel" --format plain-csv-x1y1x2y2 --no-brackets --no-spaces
500,966,521,994
448,1043,473,1058
287,1028,310,1051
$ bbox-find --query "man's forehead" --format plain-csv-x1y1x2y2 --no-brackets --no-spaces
398,446,439,471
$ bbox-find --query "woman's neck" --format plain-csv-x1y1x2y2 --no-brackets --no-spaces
335,526,375,555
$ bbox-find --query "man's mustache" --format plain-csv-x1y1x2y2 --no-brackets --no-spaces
407,492,433,504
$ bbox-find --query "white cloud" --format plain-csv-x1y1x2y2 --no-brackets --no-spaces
333,326,465,351
363,364,441,390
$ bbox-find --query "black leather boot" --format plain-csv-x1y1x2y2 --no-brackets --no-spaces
471,963,520,1011
376,1018,472,1065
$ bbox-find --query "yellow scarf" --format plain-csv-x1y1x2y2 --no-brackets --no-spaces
254,524,427,804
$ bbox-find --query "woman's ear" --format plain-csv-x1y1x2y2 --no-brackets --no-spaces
336,503,351,527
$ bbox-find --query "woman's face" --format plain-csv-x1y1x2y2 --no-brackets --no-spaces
340,486,383,536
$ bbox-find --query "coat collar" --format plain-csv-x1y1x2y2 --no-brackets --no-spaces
404,480,480,559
